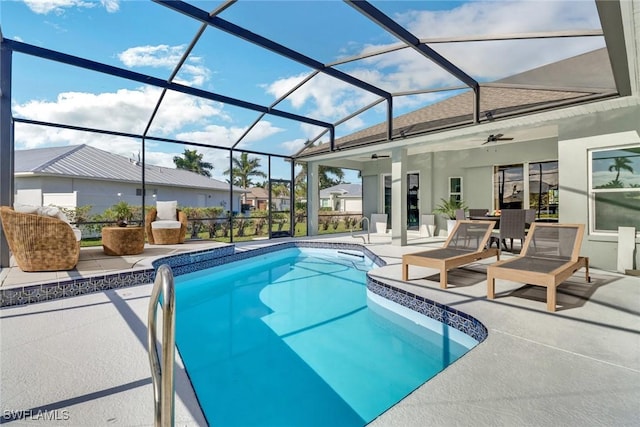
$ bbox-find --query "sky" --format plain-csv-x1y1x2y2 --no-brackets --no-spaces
1,0,605,183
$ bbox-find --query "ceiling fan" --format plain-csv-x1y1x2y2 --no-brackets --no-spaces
371,153,390,159
482,133,513,145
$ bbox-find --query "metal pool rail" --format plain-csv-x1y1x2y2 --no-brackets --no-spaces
147,264,176,427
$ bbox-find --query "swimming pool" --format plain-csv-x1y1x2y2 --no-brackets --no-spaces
173,246,478,426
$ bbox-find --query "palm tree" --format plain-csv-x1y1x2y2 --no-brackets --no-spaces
295,163,346,190
608,156,634,182
224,153,267,203
173,149,213,177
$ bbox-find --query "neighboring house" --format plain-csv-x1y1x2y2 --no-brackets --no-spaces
244,187,290,212
13,144,248,215
245,187,269,211
319,184,362,212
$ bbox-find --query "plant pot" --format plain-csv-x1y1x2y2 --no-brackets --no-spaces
446,219,457,235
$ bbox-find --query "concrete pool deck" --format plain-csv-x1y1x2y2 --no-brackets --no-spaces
1,234,639,426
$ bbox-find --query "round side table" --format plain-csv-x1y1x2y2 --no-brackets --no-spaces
102,226,145,256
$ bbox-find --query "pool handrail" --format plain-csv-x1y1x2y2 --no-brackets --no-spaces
147,264,176,427
350,216,370,244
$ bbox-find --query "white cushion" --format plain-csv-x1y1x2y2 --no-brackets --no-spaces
37,205,59,218
156,201,177,221
14,203,39,214
71,226,82,241
151,220,181,229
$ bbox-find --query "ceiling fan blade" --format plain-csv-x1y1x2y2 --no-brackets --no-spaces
484,133,513,144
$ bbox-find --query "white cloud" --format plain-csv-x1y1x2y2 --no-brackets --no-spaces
393,1,604,81
12,85,227,164
23,0,118,15
13,86,222,136
266,72,378,123
101,0,119,13
264,0,604,139
280,138,308,154
176,121,285,148
118,45,211,87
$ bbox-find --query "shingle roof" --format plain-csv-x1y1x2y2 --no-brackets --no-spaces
319,183,362,198
15,144,244,192
301,48,617,156
248,187,269,198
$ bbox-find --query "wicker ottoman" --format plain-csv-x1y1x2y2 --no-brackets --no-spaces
102,226,145,256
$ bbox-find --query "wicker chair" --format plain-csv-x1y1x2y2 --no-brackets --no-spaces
0,206,80,271
145,207,188,244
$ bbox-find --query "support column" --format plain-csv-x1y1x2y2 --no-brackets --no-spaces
307,162,319,236
391,147,407,246
0,40,13,268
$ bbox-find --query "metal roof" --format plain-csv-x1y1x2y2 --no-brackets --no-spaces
14,144,244,192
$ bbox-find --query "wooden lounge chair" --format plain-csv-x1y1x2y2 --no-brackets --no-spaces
402,220,499,288
487,223,590,312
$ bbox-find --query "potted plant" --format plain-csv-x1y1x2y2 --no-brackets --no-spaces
433,198,467,235
113,201,133,227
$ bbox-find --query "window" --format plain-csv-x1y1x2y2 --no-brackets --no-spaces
383,174,392,227
493,165,523,209
449,177,462,203
136,188,157,197
590,146,640,233
528,161,558,220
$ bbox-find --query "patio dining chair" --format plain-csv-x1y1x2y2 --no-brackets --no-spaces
402,220,499,289
487,223,590,312
490,209,526,252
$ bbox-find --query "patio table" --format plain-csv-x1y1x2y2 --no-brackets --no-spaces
102,226,145,256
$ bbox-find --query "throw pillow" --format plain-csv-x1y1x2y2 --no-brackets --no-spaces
13,203,39,214
156,201,178,221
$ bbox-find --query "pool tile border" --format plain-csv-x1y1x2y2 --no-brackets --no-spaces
0,268,157,308
150,241,385,276
366,276,488,343
1,240,487,345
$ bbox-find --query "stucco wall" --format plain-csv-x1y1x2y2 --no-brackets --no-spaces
15,176,243,216
558,106,640,270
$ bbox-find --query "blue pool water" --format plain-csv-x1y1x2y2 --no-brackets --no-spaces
174,247,477,426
